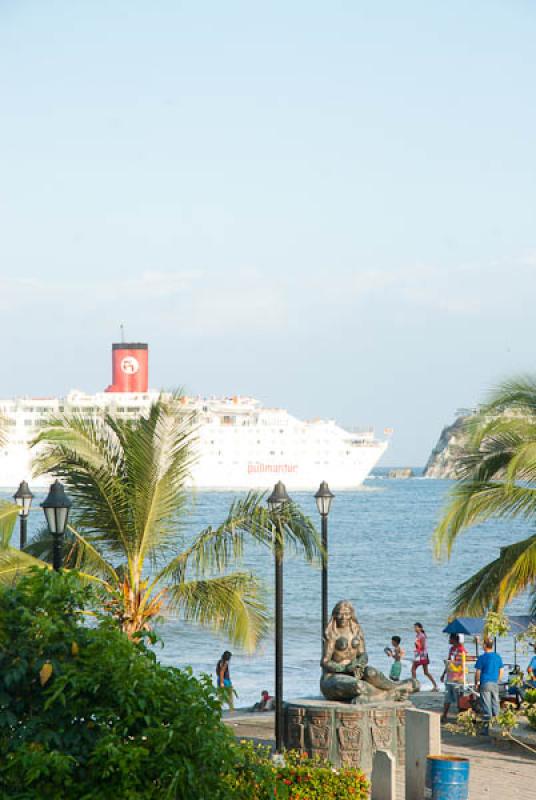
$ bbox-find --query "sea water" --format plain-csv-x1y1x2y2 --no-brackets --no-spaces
8,473,531,706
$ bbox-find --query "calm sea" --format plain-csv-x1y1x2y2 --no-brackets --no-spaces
6,472,531,705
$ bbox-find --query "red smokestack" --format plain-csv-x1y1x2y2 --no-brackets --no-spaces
105,343,149,393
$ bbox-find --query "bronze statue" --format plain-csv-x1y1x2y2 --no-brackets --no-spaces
320,600,418,703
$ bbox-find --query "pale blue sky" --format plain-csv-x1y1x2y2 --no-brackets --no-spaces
1,1,536,464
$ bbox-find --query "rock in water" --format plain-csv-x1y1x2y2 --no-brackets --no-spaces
388,468,414,479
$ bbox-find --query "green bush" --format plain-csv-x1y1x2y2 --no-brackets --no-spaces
527,707,536,731
524,688,536,729
524,688,536,707
0,569,237,800
226,741,369,800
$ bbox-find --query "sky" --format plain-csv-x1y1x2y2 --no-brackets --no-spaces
1,1,536,465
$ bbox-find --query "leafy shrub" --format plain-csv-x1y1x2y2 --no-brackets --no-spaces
527,707,536,731
521,689,536,730
0,569,237,800
524,688,536,707
226,741,369,800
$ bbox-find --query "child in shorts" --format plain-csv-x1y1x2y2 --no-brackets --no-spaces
386,635,404,681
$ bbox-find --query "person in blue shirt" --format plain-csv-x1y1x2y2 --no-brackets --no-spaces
475,638,504,735
526,644,536,689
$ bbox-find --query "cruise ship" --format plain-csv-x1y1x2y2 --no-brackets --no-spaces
0,342,388,491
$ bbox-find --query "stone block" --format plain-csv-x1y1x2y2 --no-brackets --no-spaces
405,708,441,800
371,749,396,800
283,698,409,775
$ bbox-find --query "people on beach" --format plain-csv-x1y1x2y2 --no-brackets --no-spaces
251,690,274,712
216,650,234,711
440,633,467,722
411,622,439,690
475,638,504,735
385,635,404,681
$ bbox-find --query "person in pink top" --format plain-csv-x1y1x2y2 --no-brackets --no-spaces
411,622,439,691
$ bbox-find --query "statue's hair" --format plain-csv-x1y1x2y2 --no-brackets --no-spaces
325,600,361,641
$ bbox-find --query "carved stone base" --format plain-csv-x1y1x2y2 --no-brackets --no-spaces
283,697,409,774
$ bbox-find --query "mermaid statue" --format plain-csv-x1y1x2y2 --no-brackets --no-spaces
320,600,419,703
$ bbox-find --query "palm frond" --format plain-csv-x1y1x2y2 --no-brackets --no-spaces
495,535,536,609
167,572,270,654
32,413,132,557
123,397,195,570
158,492,267,583
276,500,323,563
481,375,536,416
434,481,536,558
0,547,49,585
530,586,536,617
23,525,56,561
158,494,322,587
32,398,196,575
65,525,119,584
0,502,19,548
451,534,536,615
454,416,536,482
434,376,536,616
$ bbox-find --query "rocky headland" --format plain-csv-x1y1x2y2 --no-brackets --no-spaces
423,414,471,478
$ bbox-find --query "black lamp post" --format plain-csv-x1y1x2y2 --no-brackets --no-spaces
41,480,73,571
13,480,34,550
315,481,335,645
268,480,290,753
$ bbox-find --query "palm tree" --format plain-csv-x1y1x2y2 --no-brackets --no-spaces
434,377,536,616
0,397,321,651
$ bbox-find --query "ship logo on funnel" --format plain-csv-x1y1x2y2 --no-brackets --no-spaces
121,356,140,375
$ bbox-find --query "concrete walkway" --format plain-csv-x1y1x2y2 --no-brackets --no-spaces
223,692,536,799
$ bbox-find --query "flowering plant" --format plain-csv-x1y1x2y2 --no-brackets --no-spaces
227,741,369,799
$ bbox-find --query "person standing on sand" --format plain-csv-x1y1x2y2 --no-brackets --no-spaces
411,622,439,691
440,633,467,722
475,638,504,735
385,635,404,681
216,650,234,711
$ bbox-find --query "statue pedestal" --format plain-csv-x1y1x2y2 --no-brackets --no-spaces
283,697,409,774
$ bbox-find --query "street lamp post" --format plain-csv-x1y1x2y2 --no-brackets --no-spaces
315,481,335,647
41,480,73,571
268,480,290,753
13,480,34,550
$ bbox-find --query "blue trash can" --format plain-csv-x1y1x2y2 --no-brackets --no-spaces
425,755,470,800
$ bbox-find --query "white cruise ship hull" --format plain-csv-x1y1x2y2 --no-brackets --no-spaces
0,391,388,491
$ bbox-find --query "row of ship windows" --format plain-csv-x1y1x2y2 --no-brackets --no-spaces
0,406,145,415
3,409,144,424
207,438,340,444
1,409,287,423
3,422,343,447
2,443,353,457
